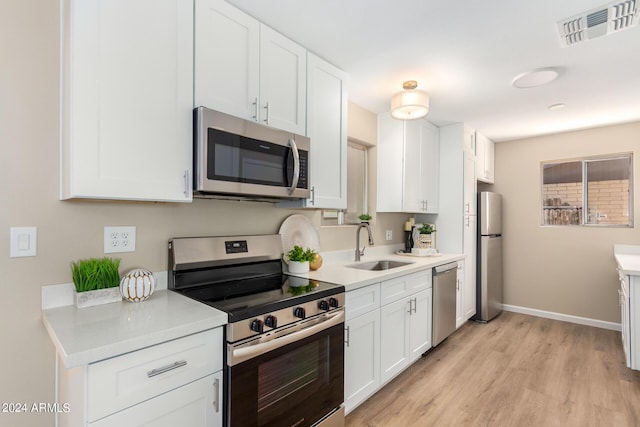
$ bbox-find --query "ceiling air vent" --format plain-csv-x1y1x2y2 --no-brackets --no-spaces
557,0,639,47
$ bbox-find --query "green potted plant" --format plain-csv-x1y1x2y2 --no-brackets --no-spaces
71,257,122,308
415,224,435,251
419,224,434,234
358,213,372,223
284,245,316,274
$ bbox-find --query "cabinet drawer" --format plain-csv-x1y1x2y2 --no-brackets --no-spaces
346,283,381,320
89,373,221,427
88,328,222,422
381,270,432,306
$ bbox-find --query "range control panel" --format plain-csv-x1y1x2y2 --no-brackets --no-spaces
225,240,248,254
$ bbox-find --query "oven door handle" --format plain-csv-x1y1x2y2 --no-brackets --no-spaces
288,138,300,195
229,309,344,366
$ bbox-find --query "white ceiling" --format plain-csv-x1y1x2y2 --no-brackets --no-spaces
226,0,640,142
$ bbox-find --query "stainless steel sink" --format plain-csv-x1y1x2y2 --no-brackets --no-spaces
346,260,414,271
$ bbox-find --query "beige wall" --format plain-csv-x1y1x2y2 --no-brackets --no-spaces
490,122,640,324
0,3,406,425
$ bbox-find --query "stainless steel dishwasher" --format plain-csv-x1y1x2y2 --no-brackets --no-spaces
432,262,458,347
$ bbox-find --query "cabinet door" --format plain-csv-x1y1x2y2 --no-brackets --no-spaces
619,280,630,368
463,127,477,216
60,0,193,202
89,373,222,427
376,113,404,212
194,0,259,121
409,289,432,361
380,298,411,384
279,54,347,209
402,120,422,213
420,120,440,213
456,261,465,328
259,25,306,135
476,132,495,183
463,216,477,320
344,310,380,414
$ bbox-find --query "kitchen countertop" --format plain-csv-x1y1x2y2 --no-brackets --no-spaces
288,251,464,291
42,290,227,369
614,244,640,276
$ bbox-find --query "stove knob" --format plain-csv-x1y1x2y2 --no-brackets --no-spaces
294,307,306,319
318,300,330,311
264,315,278,328
250,319,264,333
329,297,339,308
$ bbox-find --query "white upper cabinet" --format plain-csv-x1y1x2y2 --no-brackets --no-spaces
278,53,348,209
60,0,193,202
476,131,495,183
377,113,439,213
195,0,306,135
194,0,259,121
259,26,307,135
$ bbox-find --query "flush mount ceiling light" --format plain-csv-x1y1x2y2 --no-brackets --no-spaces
512,68,559,89
390,80,429,120
548,103,566,111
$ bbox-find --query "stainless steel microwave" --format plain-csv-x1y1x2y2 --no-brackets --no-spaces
194,107,310,200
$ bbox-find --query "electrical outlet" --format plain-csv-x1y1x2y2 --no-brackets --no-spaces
385,230,393,241
104,226,136,254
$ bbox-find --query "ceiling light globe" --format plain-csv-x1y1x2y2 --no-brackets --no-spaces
390,90,429,120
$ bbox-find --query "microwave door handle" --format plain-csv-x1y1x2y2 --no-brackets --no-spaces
288,138,300,195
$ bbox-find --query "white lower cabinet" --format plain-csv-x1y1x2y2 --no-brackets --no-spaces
89,373,222,427
618,269,639,370
456,261,465,328
58,328,223,426
344,283,380,413
345,308,380,413
345,269,433,414
380,288,432,384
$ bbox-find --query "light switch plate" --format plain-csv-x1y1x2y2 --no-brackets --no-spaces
10,227,37,257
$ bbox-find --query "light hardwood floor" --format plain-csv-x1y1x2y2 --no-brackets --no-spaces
346,311,640,426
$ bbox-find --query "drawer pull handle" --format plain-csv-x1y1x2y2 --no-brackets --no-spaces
147,360,187,378
213,378,220,413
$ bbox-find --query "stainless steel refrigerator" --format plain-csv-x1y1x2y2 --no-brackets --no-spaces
476,192,503,322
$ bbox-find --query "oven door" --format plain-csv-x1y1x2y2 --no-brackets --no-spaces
227,310,344,427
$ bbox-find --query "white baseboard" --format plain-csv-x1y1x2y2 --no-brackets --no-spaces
502,304,621,332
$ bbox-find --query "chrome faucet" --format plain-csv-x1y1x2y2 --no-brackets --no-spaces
355,223,374,261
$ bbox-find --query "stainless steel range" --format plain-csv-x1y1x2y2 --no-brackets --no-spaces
168,234,345,427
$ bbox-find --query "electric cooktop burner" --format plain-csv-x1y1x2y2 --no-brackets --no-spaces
178,273,342,322
168,234,345,331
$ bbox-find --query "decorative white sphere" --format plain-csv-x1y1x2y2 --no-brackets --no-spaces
120,268,156,302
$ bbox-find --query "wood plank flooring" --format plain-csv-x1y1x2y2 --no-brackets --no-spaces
346,311,640,427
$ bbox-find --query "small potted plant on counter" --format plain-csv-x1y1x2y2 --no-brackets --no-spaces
414,223,435,251
284,245,316,274
71,257,122,308
358,213,372,223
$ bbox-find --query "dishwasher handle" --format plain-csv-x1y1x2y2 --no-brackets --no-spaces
434,262,459,275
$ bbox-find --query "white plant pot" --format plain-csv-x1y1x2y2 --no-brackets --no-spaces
74,287,122,309
287,261,310,274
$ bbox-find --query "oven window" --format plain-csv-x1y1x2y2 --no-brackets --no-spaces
258,340,326,412
228,323,344,427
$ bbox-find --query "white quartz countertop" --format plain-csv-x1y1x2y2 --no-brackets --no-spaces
288,251,464,291
614,245,640,276
42,290,227,369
